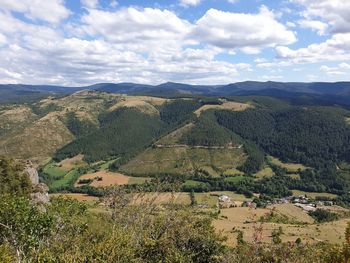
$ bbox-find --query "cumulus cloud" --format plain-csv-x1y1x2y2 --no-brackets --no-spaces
292,0,350,33
0,10,252,85
180,0,201,7
298,20,328,35
276,33,350,63
81,0,99,9
191,6,296,53
320,63,350,76
81,7,192,52
0,0,70,24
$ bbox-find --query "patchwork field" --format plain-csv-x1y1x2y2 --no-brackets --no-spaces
121,147,246,177
214,204,348,246
194,101,252,116
58,154,85,171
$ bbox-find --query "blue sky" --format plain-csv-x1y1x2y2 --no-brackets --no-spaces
0,0,349,85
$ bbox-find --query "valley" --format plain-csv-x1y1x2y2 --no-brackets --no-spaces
1,87,350,260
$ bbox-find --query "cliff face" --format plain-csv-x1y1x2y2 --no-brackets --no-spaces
25,163,50,205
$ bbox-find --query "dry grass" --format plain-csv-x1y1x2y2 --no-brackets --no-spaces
254,166,274,179
58,154,85,172
194,101,252,116
214,203,348,246
132,192,191,205
346,117,350,125
76,171,131,187
0,111,74,164
50,193,99,202
268,156,308,172
109,99,159,115
108,96,168,115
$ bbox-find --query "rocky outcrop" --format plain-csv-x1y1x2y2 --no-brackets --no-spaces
25,161,50,206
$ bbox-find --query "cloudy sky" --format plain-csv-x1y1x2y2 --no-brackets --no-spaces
0,0,349,85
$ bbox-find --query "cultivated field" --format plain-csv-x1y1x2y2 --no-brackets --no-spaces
58,154,85,171
75,170,149,187
214,203,348,246
50,193,99,202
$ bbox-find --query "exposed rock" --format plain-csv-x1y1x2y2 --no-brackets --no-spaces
26,167,39,185
25,161,50,206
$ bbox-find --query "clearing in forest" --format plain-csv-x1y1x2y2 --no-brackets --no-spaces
194,101,252,116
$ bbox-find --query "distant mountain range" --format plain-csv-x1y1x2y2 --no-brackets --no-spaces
2,81,350,106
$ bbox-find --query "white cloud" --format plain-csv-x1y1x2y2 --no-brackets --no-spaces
292,0,350,33
81,7,192,52
81,0,99,9
180,0,201,7
276,33,350,64
298,20,328,35
191,6,296,53
320,63,350,76
0,0,70,24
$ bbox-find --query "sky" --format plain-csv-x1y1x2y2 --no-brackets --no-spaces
0,0,350,86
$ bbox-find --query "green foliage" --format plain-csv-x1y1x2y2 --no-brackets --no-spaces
238,142,265,174
0,195,54,261
55,108,167,162
309,209,339,223
0,157,31,196
30,102,62,117
64,111,97,137
180,114,239,146
159,99,200,125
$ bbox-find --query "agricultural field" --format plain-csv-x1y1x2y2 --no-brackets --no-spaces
75,170,150,187
214,203,348,246
291,190,338,199
121,147,246,177
58,154,86,171
194,101,252,116
194,191,252,207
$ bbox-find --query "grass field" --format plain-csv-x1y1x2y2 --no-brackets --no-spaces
58,154,85,171
76,170,150,187
291,190,338,199
50,169,80,189
121,147,246,177
194,101,252,116
43,162,67,179
268,156,308,172
224,176,246,183
50,193,99,202
254,166,274,179
214,203,348,246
